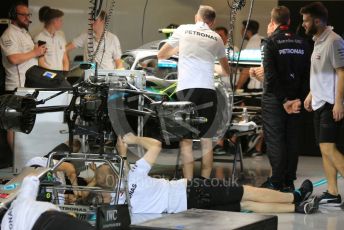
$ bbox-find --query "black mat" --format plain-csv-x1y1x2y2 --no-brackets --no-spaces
131,208,277,230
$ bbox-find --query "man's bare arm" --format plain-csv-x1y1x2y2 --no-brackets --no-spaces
63,52,70,71
218,57,231,77
7,45,46,65
333,67,344,121
123,133,162,166
115,59,124,69
157,43,177,60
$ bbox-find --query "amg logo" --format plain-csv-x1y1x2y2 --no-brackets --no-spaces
106,210,118,221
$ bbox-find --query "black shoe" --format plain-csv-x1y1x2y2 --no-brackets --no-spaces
295,196,319,214
260,178,282,190
295,179,313,202
318,191,342,206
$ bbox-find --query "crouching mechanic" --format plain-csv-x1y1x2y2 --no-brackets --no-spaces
1,176,94,230
100,133,319,214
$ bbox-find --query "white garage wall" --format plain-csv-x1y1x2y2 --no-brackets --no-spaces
29,0,276,60
203,0,277,48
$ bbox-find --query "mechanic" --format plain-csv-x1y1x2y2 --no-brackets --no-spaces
260,6,311,191
157,5,231,180
25,139,86,202
0,1,47,157
1,176,94,230
34,6,69,71
236,20,264,91
66,10,123,70
301,2,344,206
0,1,46,93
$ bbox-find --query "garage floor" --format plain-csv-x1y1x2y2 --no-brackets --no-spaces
1,152,343,229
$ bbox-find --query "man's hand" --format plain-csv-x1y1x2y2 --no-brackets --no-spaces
249,67,264,82
34,45,47,57
122,133,138,145
333,103,344,121
303,93,313,112
283,99,301,114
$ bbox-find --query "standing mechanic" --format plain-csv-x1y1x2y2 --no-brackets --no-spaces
0,2,46,154
260,6,311,191
66,10,123,70
301,2,344,206
34,6,69,71
0,1,46,93
158,5,231,179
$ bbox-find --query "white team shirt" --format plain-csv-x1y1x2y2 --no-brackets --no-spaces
34,29,67,71
245,33,264,90
121,158,187,213
72,31,122,69
1,176,59,230
245,33,263,50
167,22,226,91
0,24,37,91
310,26,344,110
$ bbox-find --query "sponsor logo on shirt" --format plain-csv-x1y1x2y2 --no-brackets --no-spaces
185,30,217,41
8,206,14,230
3,39,13,47
128,184,137,198
276,39,302,44
279,48,304,55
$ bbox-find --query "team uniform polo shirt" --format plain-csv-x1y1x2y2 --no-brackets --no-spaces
0,24,37,91
166,22,226,92
310,26,344,110
34,30,67,70
119,158,187,213
245,33,263,50
1,176,59,230
245,33,264,90
72,31,122,69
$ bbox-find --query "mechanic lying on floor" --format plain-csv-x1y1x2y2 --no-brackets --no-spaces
91,133,319,214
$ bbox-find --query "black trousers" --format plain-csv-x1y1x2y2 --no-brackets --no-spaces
176,88,217,138
262,94,302,184
187,178,243,212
